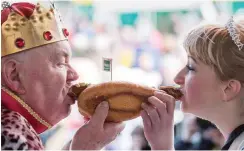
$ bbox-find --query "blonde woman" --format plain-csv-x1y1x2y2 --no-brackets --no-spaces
141,17,244,150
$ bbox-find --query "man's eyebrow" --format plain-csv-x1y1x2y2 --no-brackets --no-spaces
56,49,70,58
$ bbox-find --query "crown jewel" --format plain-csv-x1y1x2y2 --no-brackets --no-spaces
1,2,69,57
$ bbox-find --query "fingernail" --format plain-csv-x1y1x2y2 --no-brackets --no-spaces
148,96,154,100
154,90,164,95
157,89,165,92
141,103,146,107
120,122,126,129
154,91,160,95
101,101,108,107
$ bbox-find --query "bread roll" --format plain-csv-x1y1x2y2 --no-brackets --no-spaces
70,81,183,122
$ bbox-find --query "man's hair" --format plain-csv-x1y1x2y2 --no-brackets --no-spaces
1,51,26,62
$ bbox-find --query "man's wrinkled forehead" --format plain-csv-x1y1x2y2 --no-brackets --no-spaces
49,41,72,58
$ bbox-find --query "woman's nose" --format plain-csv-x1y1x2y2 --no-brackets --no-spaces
174,69,185,85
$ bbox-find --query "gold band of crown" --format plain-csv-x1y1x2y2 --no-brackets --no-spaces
1,2,69,57
1,86,52,129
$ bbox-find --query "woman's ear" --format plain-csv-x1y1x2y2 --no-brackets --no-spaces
222,79,242,102
2,59,26,94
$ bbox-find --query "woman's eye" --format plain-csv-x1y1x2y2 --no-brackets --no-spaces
186,64,195,71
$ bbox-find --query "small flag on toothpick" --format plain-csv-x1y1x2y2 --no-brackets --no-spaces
103,58,112,71
103,58,113,81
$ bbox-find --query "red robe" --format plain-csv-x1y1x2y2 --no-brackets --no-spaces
1,87,52,150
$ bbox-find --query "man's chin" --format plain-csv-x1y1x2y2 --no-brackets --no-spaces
57,105,73,123
65,104,72,117
46,105,72,125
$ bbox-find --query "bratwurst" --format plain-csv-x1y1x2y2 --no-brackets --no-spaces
69,81,183,122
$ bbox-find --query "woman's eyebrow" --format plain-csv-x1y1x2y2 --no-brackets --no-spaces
188,56,198,64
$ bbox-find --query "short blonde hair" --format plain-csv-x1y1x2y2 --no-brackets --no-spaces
183,19,244,84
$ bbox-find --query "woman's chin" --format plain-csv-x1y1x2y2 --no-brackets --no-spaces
180,103,204,117
180,102,188,113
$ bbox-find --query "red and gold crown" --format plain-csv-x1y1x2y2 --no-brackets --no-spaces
1,1,70,57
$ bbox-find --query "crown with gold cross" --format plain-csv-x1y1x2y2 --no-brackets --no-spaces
1,1,70,57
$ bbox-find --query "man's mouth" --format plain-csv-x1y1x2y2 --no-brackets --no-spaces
67,94,76,105
67,85,78,101
66,83,91,104
67,88,77,105
68,91,78,101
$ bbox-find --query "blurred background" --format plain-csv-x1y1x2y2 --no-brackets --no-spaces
36,0,244,150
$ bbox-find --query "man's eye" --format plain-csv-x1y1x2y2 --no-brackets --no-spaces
58,63,68,67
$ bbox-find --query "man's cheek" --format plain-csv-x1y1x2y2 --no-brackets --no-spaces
47,76,66,96
25,70,41,80
53,75,66,87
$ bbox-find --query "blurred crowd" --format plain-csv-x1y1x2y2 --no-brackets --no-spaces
38,0,243,150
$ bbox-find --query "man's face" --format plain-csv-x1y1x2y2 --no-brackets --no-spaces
19,41,79,125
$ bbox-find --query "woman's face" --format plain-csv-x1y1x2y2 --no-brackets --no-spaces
174,56,225,117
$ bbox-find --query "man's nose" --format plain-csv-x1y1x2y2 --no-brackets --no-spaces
68,66,79,82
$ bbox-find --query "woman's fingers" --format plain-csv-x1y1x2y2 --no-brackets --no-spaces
141,103,160,128
141,110,152,132
140,91,175,150
148,96,167,121
154,91,176,116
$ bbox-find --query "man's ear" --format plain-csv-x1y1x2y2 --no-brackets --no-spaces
2,59,26,94
221,79,242,102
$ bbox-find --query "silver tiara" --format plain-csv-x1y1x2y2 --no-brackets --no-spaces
225,16,243,51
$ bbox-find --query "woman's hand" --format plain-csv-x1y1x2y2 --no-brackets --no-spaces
141,90,176,150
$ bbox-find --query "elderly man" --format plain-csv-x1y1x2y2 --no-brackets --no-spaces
1,1,125,150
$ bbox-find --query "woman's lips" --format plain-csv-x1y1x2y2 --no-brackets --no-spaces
178,89,184,100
